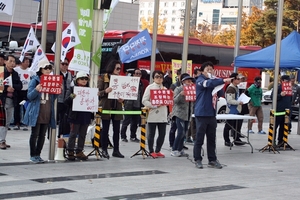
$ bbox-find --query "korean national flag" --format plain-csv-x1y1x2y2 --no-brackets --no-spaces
19,27,40,62
0,0,14,15
31,46,49,72
51,21,81,61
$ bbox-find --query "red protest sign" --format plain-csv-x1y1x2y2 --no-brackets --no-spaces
282,82,292,96
183,84,196,101
40,75,63,94
150,89,173,105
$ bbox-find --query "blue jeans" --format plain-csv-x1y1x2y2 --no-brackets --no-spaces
172,117,189,151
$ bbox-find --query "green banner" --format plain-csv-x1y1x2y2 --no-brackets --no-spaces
69,0,94,73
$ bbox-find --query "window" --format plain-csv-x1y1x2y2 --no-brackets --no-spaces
140,10,144,15
164,10,168,14
172,10,176,15
221,17,237,25
181,2,185,7
148,10,152,15
212,9,220,27
172,18,176,22
171,26,175,30
164,2,168,7
173,2,177,7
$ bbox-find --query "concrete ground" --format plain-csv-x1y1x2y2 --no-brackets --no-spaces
1,121,300,199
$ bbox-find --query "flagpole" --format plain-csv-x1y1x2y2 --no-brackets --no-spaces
233,0,243,73
34,2,41,34
150,0,160,83
49,0,65,161
181,0,191,74
7,0,16,42
41,0,50,51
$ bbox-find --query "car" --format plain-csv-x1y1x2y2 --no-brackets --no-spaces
216,97,227,123
262,89,272,105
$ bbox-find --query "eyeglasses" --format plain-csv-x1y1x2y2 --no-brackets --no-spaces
236,78,241,80
44,65,53,70
115,67,121,71
154,75,163,79
135,72,142,75
61,62,68,66
79,77,89,81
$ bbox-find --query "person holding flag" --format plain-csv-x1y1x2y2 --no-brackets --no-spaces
0,55,22,150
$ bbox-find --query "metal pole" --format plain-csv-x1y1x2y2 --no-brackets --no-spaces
181,0,191,74
49,0,64,161
233,0,243,73
37,1,42,23
150,0,160,83
91,0,103,88
271,0,284,145
41,0,49,51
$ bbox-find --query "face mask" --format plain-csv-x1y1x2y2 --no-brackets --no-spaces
207,73,212,79
255,82,261,88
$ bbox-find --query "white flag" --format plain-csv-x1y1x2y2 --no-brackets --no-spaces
3,75,12,87
19,27,40,62
0,0,14,15
31,46,49,72
51,21,81,61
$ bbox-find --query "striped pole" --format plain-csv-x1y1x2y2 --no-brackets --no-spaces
279,109,295,151
131,108,154,159
259,109,280,153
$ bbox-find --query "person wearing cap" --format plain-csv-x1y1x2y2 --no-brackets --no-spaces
0,55,22,150
223,73,246,147
64,71,94,161
193,61,232,169
170,73,194,157
247,76,266,134
23,60,58,163
271,75,293,147
57,58,73,139
98,60,125,159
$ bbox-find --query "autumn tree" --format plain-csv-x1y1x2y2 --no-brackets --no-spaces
252,0,300,47
140,17,167,34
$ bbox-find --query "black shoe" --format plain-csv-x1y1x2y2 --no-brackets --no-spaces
239,135,246,138
112,151,125,158
234,140,246,145
195,160,203,169
208,160,223,169
121,138,128,142
224,142,232,147
276,141,284,148
130,138,140,142
102,151,110,159
183,145,188,150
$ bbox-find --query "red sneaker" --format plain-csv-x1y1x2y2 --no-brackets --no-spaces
155,152,165,158
150,152,158,158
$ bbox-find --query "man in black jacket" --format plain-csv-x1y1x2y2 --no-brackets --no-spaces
0,55,22,150
271,75,292,146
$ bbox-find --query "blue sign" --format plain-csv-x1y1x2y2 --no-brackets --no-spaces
118,29,159,63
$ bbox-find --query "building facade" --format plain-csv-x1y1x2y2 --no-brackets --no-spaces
0,0,139,32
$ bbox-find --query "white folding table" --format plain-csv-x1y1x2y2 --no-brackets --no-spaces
216,114,257,153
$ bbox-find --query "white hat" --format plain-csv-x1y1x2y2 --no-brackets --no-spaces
38,59,52,71
76,71,89,80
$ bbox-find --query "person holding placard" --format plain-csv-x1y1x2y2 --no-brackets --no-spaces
98,60,124,159
64,71,94,161
170,73,194,157
23,60,57,163
142,70,169,158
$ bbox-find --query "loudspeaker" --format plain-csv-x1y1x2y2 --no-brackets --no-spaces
101,0,112,9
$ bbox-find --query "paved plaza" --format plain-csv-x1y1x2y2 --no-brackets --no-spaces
1,121,300,199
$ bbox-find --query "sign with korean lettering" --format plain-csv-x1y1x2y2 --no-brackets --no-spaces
72,87,98,112
108,75,140,100
40,75,63,94
150,89,173,106
282,82,292,96
184,84,196,101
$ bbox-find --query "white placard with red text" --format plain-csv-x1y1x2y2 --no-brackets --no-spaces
183,84,196,101
40,75,63,94
150,89,173,105
108,75,140,100
72,87,98,112
282,82,292,96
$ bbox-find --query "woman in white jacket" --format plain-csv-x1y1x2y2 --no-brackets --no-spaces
142,70,168,158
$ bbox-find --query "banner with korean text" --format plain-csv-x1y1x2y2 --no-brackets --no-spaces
108,75,140,100
72,87,99,112
150,89,173,106
171,59,192,83
69,0,94,73
183,84,196,101
40,75,63,94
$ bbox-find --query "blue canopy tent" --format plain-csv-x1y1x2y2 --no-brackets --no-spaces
235,31,300,69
